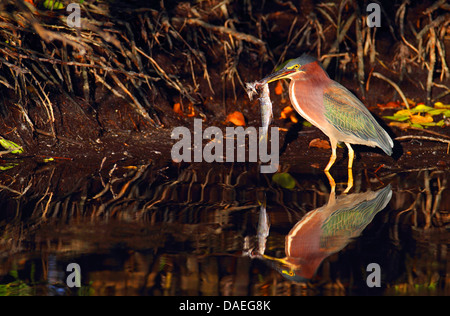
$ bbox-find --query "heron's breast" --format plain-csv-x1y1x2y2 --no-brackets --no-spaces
289,80,327,129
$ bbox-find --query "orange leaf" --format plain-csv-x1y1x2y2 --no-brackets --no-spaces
309,138,331,149
280,106,293,119
389,122,410,129
187,103,196,117
410,113,433,124
173,103,184,116
225,111,246,126
275,81,283,95
377,101,401,109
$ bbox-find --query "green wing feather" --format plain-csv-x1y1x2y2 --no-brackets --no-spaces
323,82,393,155
320,185,392,250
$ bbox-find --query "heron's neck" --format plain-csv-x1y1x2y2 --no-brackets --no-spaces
290,66,330,88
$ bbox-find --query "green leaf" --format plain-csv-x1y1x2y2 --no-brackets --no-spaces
43,0,65,9
272,172,296,189
427,109,446,116
0,138,23,154
436,119,445,127
411,104,434,113
0,163,18,171
420,122,437,126
410,123,424,129
444,110,450,118
383,115,409,121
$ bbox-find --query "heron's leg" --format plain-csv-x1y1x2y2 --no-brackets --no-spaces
343,167,354,194
345,143,354,169
324,140,337,172
324,170,336,196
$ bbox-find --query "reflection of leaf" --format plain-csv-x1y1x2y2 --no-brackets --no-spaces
0,138,23,154
0,163,19,171
272,173,296,189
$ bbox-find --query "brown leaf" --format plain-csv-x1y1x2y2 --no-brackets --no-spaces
309,138,331,149
377,101,401,109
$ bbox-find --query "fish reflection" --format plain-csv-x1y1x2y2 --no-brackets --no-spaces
253,185,392,283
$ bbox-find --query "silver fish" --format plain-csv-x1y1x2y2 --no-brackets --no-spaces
245,81,273,143
256,199,270,255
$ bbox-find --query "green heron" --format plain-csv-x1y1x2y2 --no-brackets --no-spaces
255,185,392,282
259,55,394,172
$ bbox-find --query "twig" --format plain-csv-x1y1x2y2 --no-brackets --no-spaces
426,26,436,106
173,18,267,52
372,72,410,109
395,135,450,154
322,13,356,69
355,2,365,98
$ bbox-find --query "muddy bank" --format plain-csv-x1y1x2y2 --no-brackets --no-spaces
0,0,448,166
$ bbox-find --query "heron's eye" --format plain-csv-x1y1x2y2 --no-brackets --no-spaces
294,64,300,70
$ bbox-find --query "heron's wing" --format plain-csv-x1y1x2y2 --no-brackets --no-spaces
319,185,392,250
323,82,393,154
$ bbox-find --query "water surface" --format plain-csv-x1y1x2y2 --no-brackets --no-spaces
0,159,448,296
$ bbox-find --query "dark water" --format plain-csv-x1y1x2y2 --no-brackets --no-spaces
0,158,448,296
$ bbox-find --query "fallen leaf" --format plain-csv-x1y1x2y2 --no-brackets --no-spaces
280,106,298,123
411,104,434,113
389,122,410,129
275,81,283,95
272,172,296,189
225,111,245,126
410,113,433,124
173,103,184,116
187,103,196,117
43,0,64,9
383,115,409,121
393,109,412,116
0,138,23,154
280,106,293,119
310,163,321,169
377,101,401,109
404,98,416,107
434,102,450,109
309,138,331,149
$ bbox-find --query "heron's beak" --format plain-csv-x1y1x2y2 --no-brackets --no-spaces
260,68,296,84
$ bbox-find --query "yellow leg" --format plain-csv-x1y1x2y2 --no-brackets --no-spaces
343,167,354,194
345,143,354,169
324,170,336,196
324,141,337,172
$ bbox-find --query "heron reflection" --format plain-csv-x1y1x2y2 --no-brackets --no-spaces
252,185,392,283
